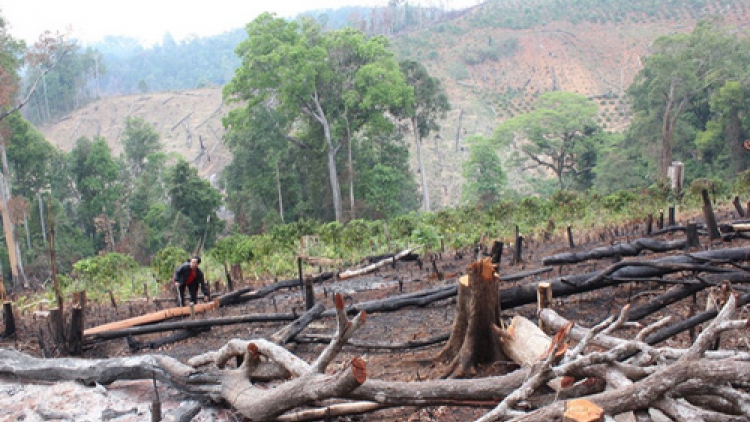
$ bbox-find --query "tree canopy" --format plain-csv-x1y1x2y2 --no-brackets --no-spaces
493,91,601,190
224,13,412,223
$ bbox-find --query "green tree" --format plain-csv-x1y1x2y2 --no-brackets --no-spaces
122,116,161,176
627,20,736,178
493,91,601,190
462,135,507,206
224,13,411,222
399,59,450,212
69,136,122,248
222,105,297,232
166,159,223,251
4,113,57,198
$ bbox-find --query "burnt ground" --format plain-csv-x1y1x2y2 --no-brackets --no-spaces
3,208,750,421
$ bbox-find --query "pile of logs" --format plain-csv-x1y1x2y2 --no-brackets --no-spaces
2,289,748,421
2,195,750,421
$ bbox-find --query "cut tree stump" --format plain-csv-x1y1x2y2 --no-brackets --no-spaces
564,398,604,422
436,258,507,377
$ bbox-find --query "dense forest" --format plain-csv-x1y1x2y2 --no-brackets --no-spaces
0,0,749,297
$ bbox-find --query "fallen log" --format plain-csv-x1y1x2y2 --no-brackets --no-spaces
333,283,458,316
219,272,334,307
126,327,211,352
644,290,750,345
294,332,449,350
626,271,750,321
542,238,687,266
337,247,419,280
500,247,750,310
270,302,325,345
83,300,220,336
85,312,298,342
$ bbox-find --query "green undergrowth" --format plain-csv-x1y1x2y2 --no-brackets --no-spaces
26,172,750,307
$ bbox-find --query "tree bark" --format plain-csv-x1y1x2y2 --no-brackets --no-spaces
542,238,687,266
438,258,506,377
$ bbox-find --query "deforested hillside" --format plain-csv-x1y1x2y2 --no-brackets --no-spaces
39,88,231,181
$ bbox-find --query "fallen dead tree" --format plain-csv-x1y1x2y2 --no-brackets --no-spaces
541,237,687,266
337,247,419,280
500,246,750,309
83,300,220,336
219,272,335,306
626,271,750,321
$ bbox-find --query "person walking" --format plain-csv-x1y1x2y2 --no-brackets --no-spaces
173,256,210,306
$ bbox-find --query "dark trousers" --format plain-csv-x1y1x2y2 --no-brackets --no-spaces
178,283,199,305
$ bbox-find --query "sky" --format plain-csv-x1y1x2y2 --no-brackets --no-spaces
2,0,480,46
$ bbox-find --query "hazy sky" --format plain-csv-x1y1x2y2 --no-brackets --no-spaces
3,0,479,46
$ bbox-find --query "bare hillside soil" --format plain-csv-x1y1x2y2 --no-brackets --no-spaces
2,206,749,421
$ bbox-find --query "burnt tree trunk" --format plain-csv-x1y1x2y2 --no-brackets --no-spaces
437,258,505,377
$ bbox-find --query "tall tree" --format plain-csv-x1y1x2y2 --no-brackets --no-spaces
224,13,411,222
627,20,736,178
121,116,161,176
1,23,70,285
69,136,122,250
399,59,450,212
166,159,223,251
493,91,601,190
462,135,506,206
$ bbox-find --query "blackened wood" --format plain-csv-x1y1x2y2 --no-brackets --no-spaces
2,301,15,338
627,282,709,321
223,262,234,292
86,313,297,342
295,332,449,350
646,213,653,235
542,238,687,266
67,306,84,355
501,247,750,310
218,272,334,306
515,235,524,264
702,189,721,240
304,277,315,310
490,241,503,265
658,209,664,230
567,225,575,249
644,291,750,345
271,302,325,345
685,223,700,249
127,327,211,352
49,307,65,346
733,196,745,217
668,206,676,226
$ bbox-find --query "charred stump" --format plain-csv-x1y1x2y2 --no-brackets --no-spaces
437,258,507,377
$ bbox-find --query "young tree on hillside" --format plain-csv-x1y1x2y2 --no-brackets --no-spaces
69,136,122,251
462,134,506,206
224,13,411,222
166,159,223,251
399,59,450,212
121,116,161,177
493,91,600,191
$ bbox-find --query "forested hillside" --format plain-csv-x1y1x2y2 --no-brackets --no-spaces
33,0,750,208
